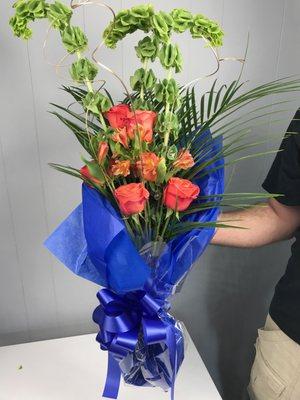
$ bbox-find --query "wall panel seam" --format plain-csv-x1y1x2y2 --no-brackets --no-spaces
0,131,31,341
26,43,60,332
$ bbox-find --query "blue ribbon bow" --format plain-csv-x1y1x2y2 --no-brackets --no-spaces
93,288,178,399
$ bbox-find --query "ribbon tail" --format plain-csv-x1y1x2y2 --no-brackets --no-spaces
167,327,178,400
171,350,177,400
102,352,121,399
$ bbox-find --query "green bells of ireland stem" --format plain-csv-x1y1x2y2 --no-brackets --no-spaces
191,14,224,47
47,1,72,31
130,68,157,91
159,43,183,73
102,4,224,59
70,58,98,84
61,26,88,54
83,92,112,115
171,9,193,33
135,36,159,62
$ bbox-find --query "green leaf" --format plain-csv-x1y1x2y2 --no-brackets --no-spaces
50,111,94,156
49,163,82,179
81,157,105,183
50,103,100,131
165,208,174,219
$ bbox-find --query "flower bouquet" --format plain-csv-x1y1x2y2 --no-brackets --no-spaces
10,1,300,399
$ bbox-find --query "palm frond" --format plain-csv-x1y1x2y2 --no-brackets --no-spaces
49,163,82,179
50,111,95,156
50,103,100,132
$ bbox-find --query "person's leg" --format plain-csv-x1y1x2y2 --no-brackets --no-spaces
248,315,300,400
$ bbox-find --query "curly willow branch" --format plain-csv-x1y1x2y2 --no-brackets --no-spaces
182,39,246,91
68,0,136,143
70,0,132,99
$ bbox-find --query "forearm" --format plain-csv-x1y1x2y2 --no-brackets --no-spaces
212,199,300,248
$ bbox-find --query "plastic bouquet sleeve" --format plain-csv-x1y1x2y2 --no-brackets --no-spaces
44,130,224,398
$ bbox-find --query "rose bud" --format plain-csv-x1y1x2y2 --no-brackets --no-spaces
80,165,102,185
127,110,157,143
136,152,160,182
163,177,200,211
97,141,109,164
173,149,195,170
114,183,150,216
105,104,132,129
110,159,131,177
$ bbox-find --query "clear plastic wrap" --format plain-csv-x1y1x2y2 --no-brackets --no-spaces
44,131,224,398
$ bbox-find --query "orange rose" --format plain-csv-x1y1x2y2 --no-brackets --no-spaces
97,141,109,164
114,183,150,216
112,127,129,148
163,177,200,211
127,110,157,143
173,149,195,170
136,152,160,182
105,104,132,129
80,165,102,185
110,159,131,177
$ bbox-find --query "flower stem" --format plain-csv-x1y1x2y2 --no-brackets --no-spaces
140,59,149,103
159,213,172,241
163,68,173,150
76,52,108,130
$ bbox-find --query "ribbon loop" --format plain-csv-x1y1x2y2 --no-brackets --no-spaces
93,288,178,400
142,317,167,344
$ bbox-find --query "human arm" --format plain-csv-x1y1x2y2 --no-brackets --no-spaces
212,110,300,248
211,198,300,248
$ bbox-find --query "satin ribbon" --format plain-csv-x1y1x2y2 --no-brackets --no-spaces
92,288,178,399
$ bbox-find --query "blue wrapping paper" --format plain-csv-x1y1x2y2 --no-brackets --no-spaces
44,130,224,398
45,185,151,293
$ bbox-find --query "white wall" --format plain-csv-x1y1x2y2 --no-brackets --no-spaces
1,1,300,399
